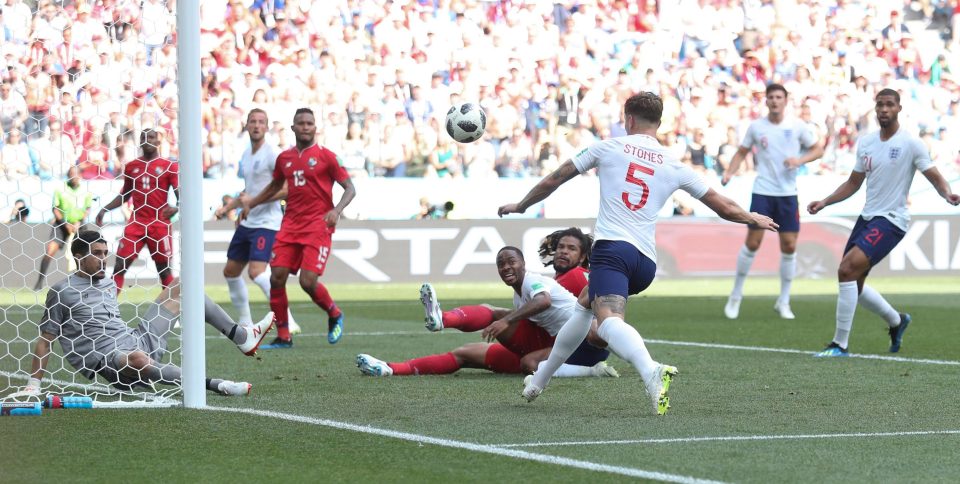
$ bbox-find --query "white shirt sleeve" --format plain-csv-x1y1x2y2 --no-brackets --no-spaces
678,164,710,199
912,138,935,172
523,273,550,298
572,141,604,174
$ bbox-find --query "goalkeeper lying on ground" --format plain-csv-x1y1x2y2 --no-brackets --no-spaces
21,230,274,397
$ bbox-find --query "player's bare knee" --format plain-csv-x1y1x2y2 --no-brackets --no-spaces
298,275,315,293
586,330,607,349
837,263,862,282
520,355,540,374
247,267,264,280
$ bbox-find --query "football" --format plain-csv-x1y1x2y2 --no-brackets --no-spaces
445,102,486,143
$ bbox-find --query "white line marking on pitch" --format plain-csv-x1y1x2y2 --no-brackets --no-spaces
497,430,960,448
206,405,725,484
205,332,960,366
645,339,960,366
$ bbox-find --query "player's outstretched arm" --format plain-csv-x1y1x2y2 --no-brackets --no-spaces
95,194,124,226
241,177,285,220
921,166,960,206
498,160,579,217
807,170,866,214
481,292,552,342
721,146,751,186
25,332,56,396
699,189,779,231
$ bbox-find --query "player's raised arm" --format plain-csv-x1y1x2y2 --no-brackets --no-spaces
498,160,579,217
699,188,779,231
807,170,866,214
920,166,960,206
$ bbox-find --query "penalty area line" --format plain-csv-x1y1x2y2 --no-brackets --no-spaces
497,429,960,448
205,405,725,484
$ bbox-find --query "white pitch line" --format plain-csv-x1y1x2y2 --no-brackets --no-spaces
203,332,960,366
645,339,960,366
497,430,960,448
206,405,725,484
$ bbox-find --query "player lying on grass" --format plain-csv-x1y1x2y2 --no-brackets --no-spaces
20,231,274,398
357,235,617,378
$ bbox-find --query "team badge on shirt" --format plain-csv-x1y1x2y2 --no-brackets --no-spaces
154,167,163,175
760,136,768,149
308,158,317,168
783,129,792,139
285,162,292,167
132,168,140,174
889,147,901,160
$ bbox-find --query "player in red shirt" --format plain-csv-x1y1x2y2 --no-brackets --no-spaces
242,108,356,348
356,228,615,378
96,129,179,293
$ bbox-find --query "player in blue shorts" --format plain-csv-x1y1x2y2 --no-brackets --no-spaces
216,109,300,333
500,92,777,414
721,83,824,320
808,88,959,357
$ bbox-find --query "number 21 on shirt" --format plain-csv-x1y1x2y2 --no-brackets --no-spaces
622,162,654,210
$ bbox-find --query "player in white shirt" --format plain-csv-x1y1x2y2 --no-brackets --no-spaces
356,245,617,378
721,84,825,320
216,109,300,332
499,92,778,415
808,88,959,357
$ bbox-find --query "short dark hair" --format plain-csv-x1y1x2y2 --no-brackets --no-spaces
294,107,315,119
624,92,663,124
875,88,900,104
539,227,593,269
71,230,107,258
766,83,788,97
247,108,268,121
497,246,524,260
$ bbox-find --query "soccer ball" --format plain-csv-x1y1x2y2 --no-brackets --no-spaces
445,102,486,143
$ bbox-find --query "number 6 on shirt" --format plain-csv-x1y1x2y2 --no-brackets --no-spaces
622,162,655,210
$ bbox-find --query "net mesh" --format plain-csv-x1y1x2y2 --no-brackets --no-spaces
1,0,181,408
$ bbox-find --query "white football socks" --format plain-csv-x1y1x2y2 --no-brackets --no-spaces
597,316,657,383
833,281,858,349
225,276,252,325
731,245,756,299
858,284,900,327
540,361,594,378
529,304,592,389
779,252,796,305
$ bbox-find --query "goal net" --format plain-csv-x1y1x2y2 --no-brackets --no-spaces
1,0,182,408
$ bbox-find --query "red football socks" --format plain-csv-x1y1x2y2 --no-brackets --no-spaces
388,352,460,375
311,283,341,318
270,287,290,340
442,305,494,332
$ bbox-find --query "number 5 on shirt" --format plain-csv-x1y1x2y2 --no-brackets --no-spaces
622,162,655,210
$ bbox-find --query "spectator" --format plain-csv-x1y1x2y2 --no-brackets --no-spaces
1,129,34,180
30,119,77,181
7,199,30,223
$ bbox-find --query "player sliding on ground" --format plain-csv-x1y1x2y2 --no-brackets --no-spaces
499,92,777,415
808,88,960,357
357,235,617,378
21,231,274,398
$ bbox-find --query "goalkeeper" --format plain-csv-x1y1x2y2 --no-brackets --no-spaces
22,231,274,397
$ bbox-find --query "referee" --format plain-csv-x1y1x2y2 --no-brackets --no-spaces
34,166,93,290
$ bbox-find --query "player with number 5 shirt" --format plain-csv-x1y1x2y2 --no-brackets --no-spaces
499,92,777,415
242,108,356,349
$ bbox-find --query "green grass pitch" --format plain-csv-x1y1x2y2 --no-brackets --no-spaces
2,276,959,483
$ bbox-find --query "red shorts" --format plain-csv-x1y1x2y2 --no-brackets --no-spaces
270,231,332,275
501,319,555,357
116,220,172,263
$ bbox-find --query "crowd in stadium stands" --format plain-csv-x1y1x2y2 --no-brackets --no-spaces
2,0,960,185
